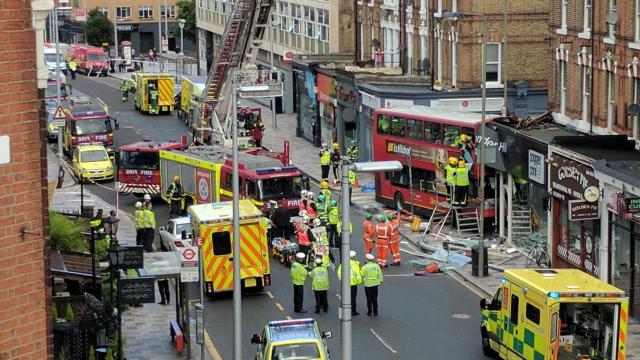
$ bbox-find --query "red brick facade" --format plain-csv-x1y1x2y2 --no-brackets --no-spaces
550,0,640,140
0,1,52,359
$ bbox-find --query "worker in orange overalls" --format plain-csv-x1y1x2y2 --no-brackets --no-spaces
375,214,391,268
363,212,376,255
388,213,401,266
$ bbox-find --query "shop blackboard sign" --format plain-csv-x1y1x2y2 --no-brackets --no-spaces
625,197,640,213
119,277,155,305
122,246,144,269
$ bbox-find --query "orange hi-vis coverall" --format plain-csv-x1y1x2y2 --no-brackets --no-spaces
363,219,376,254
375,222,392,267
389,217,401,264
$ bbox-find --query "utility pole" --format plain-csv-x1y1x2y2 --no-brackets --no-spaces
477,15,488,278
113,0,119,58
164,0,169,46
502,0,508,109
54,7,64,166
340,161,352,360
270,14,278,129
354,0,360,61
231,78,242,360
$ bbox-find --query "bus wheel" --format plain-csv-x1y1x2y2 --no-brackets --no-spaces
394,192,405,211
481,328,497,358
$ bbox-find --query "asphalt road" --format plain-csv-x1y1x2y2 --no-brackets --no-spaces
62,75,492,360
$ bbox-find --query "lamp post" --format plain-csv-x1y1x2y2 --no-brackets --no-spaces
108,241,127,360
53,7,64,167
113,0,118,59
339,160,402,360
178,19,186,54
270,18,279,129
443,11,488,277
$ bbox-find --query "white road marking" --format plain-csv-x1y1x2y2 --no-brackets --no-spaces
384,274,420,277
275,302,284,311
265,291,274,299
448,271,487,299
286,315,293,320
370,328,398,354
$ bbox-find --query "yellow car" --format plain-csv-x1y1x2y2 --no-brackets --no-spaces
251,319,332,360
72,143,114,181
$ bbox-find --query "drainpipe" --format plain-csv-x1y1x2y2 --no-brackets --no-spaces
499,172,505,241
399,0,407,74
430,0,435,90
589,1,595,135
506,174,514,246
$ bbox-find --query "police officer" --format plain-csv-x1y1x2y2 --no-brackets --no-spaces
319,143,331,181
309,258,330,313
167,176,183,217
346,139,359,162
68,58,77,80
327,200,340,248
143,202,156,252
338,250,362,316
454,160,470,206
348,168,357,205
291,252,309,313
330,143,341,184
360,253,383,316
134,201,145,246
120,79,130,102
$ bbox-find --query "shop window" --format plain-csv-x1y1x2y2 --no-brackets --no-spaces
407,119,423,140
558,201,600,274
390,117,407,137
212,231,231,255
526,303,541,325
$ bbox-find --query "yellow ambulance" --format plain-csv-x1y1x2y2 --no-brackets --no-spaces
189,200,271,296
480,269,629,360
132,72,175,114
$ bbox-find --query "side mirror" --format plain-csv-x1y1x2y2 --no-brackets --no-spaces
321,331,332,339
480,298,487,310
250,334,261,345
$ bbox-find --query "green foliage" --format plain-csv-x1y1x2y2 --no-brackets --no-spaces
88,347,95,360
172,0,196,40
95,237,110,261
65,303,75,322
105,348,114,360
85,8,114,47
49,212,88,253
52,304,58,322
126,269,138,277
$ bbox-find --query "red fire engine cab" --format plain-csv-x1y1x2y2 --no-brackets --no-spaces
117,140,184,196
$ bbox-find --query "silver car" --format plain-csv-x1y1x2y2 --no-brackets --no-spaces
158,216,193,251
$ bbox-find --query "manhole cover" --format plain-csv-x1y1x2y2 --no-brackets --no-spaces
451,313,471,319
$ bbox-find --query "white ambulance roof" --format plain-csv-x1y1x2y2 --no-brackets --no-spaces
189,200,263,223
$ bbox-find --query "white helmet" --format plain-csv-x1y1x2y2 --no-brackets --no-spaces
143,194,151,201
135,201,142,209
302,215,310,223
349,250,356,258
322,142,328,148
301,189,308,198
299,210,308,218
313,218,321,227
307,191,314,199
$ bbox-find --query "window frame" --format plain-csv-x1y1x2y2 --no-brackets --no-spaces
510,294,519,325
561,0,568,31
559,60,567,115
291,4,301,34
303,6,315,38
525,303,541,325
161,5,175,19
609,0,617,39
279,1,289,31
98,7,108,17
607,70,617,130
484,42,501,85
138,5,154,19
212,231,232,255
116,6,131,20
583,0,592,34
317,9,329,42
581,60,591,122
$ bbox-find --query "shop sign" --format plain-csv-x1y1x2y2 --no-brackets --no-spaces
361,92,381,109
568,199,599,221
386,140,436,163
625,197,640,213
316,74,336,105
550,156,598,200
117,24,139,32
337,84,357,105
429,97,504,112
528,150,545,185
384,99,413,108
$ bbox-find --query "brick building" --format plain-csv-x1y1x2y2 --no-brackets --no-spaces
0,0,54,358
549,0,640,143
357,0,549,91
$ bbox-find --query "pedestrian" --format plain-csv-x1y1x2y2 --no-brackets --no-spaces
305,191,317,216
68,58,77,80
167,175,183,217
346,139,359,162
252,121,264,147
134,201,145,247
388,214,401,266
143,202,156,252
149,84,159,114
309,258,330,313
316,193,329,226
143,194,152,207
156,231,173,305
348,168,357,205
327,200,340,248
375,215,391,267
312,117,320,147
360,253,383,316
330,143,341,185
454,160,470,206
337,250,362,316
291,252,309,313
374,48,384,68
331,123,338,143
319,143,331,181
362,212,376,255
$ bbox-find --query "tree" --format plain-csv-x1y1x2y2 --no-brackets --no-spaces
172,0,195,40
85,8,114,47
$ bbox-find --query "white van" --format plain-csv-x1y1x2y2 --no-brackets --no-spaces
44,47,67,74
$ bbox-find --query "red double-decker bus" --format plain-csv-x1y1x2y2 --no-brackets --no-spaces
372,106,495,217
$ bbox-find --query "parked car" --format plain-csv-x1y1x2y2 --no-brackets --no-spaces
158,216,193,251
251,318,332,360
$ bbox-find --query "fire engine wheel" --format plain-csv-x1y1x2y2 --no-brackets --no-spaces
481,328,497,358
394,192,405,211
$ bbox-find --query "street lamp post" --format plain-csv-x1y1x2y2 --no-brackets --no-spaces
108,241,126,360
113,0,119,59
270,18,279,129
231,80,242,360
339,160,402,360
53,7,64,167
178,19,186,54
443,11,488,277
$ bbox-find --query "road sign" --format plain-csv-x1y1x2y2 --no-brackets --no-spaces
53,106,66,120
180,246,199,282
196,237,203,248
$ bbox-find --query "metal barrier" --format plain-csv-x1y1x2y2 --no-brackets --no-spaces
105,56,197,83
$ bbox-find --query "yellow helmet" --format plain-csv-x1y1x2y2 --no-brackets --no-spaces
320,181,329,189
458,160,466,168
459,133,470,142
448,157,458,165
333,143,339,149
173,175,181,182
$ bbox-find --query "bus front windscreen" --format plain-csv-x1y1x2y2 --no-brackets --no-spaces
73,118,111,135
119,151,159,170
259,176,301,201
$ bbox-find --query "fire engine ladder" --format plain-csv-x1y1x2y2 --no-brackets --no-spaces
423,202,452,242
197,0,274,146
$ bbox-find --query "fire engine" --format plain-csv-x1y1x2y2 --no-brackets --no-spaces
62,96,118,156
117,140,184,196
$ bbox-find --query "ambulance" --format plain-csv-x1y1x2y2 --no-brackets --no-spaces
177,75,207,128
189,200,271,296
132,73,175,114
480,269,629,360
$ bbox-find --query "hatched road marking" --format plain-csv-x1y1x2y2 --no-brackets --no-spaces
286,315,293,320
275,302,284,311
266,291,274,299
370,328,398,354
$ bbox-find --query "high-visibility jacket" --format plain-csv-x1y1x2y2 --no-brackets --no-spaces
309,265,330,291
68,61,77,71
445,165,456,186
306,202,317,217
167,182,183,200
297,227,311,246
336,221,352,234
360,262,384,287
363,220,375,241
290,262,308,285
320,188,331,201
317,201,329,219
455,167,470,186
134,209,145,230
375,222,391,240
389,218,399,241
328,207,340,225
150,90,159,100
143,209,156,229
338,259,362,286
348,169,356,185
319,150,331,165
